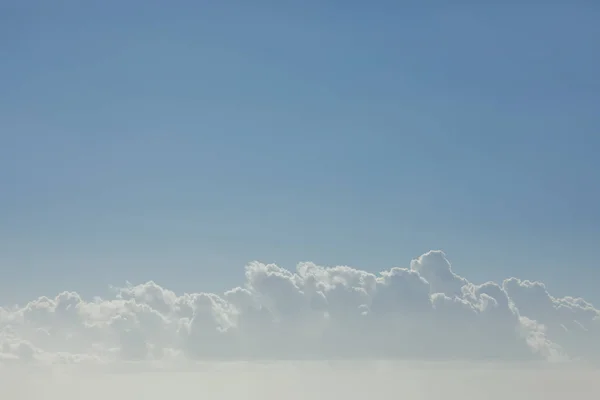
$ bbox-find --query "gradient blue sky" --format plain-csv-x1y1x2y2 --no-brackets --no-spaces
1,2,599,305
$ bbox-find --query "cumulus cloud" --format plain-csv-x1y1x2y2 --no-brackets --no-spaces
1,250,598,366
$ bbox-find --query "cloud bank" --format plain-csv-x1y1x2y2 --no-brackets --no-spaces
1,251,598,366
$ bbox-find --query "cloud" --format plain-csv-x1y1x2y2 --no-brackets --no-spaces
0,250,598,366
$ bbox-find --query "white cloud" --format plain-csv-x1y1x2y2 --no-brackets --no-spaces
0,250,598,366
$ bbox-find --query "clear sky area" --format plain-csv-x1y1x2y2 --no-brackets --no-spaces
1,2,599,306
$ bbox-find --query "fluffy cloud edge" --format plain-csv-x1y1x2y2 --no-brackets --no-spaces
1,251,598,367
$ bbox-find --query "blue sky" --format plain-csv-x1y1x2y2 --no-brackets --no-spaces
1,2,599,305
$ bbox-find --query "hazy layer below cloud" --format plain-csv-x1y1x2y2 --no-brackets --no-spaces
2,362,599,400
1,251,598,365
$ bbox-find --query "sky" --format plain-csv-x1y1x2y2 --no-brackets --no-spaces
1,0,600,312
3,362,600,400
3,362,599,400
